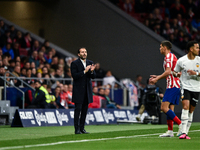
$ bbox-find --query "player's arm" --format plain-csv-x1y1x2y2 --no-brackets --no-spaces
173,59,182,77
150,67,171,84
187,70,200,76
173,71,182,77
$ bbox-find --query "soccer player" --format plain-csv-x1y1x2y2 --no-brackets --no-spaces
150,40,181,137
174,41,200,139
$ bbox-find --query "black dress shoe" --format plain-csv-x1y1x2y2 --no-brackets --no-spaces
80,129,90,134
75,130,82,134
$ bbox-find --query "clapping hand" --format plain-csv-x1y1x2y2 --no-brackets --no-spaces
90,64,96,72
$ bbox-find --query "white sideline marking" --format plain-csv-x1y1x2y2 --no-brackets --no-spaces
1,130,200,150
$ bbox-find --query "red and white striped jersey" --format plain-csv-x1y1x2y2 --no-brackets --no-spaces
163,53,180,89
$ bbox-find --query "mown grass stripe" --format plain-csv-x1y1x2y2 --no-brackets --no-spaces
1,130,200,150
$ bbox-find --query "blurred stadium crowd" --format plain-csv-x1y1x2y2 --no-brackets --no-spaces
110,0,200,53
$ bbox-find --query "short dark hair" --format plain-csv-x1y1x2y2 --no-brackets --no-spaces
78,47,86,54
35,80,42,84
161,40,172,50
186,41,199,51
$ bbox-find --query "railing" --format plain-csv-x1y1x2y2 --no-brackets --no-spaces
4,71,35,101
0,76,25,109
1,75,131,108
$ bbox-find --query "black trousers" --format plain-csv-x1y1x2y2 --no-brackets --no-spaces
74,92,89,131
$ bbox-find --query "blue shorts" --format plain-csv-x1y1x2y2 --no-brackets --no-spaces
162,87,180,105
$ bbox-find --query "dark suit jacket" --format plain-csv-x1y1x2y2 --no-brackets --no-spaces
71,58,96,104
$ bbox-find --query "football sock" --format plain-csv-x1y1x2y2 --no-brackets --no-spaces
186,112,193,135
166,109,181,125
167,119,173,131
181,109,189,134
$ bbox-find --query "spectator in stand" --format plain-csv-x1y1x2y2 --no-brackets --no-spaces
39,46,47,56
9,25,17,39
15,56,21,63
25,80,35,108
153,8,163,23
0,48,3,56
181,20,192,37
51,48,57,57
21,32,32,51
170,0,186,19
171,18,181,30
95,62,105,86
45,50,53,64
177,13,184,26
54,86,64,109
0,30,12,47
51,55,59,70
147,13,156,30
29,51,40,68
0,66,6,86
25,68,33,86
15,61,21,67
194,30,200,43
65,57,72,69
32,80,49,108
24,61,30,70
153,23,161,35
59,84,69,109
102,70,117,88
186,8,195,21
67,84,75,108
20,67,26,77
0,20,8,35
159,0,170,19
31,40,40,52
191,16,200,32
182,0,198,15
36,72,43,84
30,61,36,69
177,30,185,43
13,31,23,47
42,66,49,77
38,51,46,64
122,0,134,14
43,40,51,55
104,88,121,109
12,65,21,87
162,22,174,39
2,55,9,67
64,68,72,84
54,68,63,83
49,68,56,83
92,86,99,95
43,73,52,88
135,74,145,107
8,59,15,72
12,42,20,59
2,43,14,59
31,68,37,77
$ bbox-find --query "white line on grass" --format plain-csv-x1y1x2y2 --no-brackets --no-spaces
0,130,200,150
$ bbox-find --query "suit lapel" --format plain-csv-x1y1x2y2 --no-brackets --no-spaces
86,60,90,67
78,58,85,70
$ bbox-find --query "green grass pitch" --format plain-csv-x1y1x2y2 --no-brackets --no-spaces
0,122,200,150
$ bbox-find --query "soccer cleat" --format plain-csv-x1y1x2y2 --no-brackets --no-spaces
177,124,182,137
179,133,191,139
136,116,141,122
159,131,174,137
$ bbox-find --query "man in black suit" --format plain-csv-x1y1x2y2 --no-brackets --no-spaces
71,47,96,134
